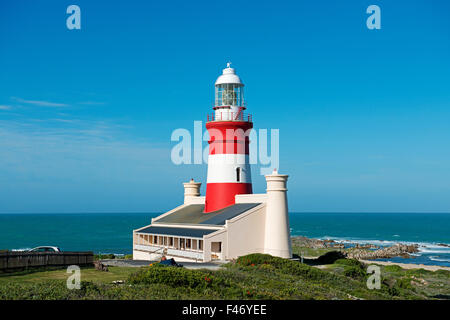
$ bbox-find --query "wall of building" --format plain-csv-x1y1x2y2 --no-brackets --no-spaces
225,204,266,259
204,229,227,262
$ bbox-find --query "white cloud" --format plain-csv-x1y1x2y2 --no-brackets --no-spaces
0,119,169,175
11,97,68,107
0,105,12,110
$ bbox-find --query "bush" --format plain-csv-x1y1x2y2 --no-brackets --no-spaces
80,281,101,295
343,266,366,279
396,277,413,290
236,253,333,282
128,265,226,289
435,269,450,277
315,251,346,264
405,268,431,276
383,265,403,273
94,253,115,260
334,259,363,268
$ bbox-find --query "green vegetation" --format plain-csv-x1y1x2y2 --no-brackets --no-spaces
0,266,137,284
0,254,448,300
93,253,133,260
292,246,337,258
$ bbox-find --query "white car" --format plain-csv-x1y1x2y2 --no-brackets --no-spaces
28,246,61,252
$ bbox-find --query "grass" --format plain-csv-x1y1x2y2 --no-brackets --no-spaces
323,261,450,299
0,253,448,300
0,266,137,284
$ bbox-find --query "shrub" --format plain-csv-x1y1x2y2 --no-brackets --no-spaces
128,265,227,289
383,265,403,273
343,266,366,279
396,277,413,290
334,259,363,268
315,251,346,264
80,281,101,295
236,253,333,282
435,269,450,277
94,253,115,260
405,268,431,276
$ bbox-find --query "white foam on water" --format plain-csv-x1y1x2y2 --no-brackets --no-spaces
419,249,450,254
429,256,450,263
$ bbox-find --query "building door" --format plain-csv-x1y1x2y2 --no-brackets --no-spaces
211,242,222,260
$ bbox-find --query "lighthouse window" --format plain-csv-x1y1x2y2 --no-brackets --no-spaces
215,84,243,107
236,167,241,182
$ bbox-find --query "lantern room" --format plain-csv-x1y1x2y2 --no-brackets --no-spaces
211,62,249,122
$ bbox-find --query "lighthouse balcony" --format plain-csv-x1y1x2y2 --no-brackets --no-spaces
206,111,252,122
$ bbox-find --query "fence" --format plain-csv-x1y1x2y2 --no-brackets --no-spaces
0,251,94,271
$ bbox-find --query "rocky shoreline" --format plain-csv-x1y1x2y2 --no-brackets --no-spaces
346,243,419,260
292,236,419,260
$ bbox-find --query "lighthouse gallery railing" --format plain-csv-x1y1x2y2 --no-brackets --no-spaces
206,112,252,122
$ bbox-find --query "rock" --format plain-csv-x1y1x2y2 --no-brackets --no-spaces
292,236,344,249
112,280,124,284
94,260,109,271
346,243,419,260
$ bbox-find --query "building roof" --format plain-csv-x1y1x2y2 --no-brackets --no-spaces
154,203,261,226
215,65,244,86
136,226,218,238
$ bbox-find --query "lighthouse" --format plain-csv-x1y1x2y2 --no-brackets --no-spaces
204,63,253,213
133,63,292,262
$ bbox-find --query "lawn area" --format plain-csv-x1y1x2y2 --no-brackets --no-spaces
0,266,138,284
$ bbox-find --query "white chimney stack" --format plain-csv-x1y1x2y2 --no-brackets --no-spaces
264,169,292,258
183,179,201,204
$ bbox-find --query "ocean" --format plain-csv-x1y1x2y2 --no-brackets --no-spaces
0,212,449,267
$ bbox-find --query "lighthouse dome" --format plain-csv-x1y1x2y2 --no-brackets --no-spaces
215,63,244,86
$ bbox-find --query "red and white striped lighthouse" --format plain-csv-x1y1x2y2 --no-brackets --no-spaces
204,63,253,213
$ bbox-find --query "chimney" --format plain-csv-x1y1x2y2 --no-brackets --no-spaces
264,169,292,258
183,179,201,204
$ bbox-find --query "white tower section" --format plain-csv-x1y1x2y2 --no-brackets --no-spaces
264,169,292,258
213,62,245,121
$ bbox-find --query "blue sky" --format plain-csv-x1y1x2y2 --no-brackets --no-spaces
0,0,449,213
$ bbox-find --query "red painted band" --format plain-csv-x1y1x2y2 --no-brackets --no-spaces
204,182,253,213
206,122,252,155
209,141,250,155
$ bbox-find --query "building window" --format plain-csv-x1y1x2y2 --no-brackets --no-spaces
199,240,203,250
236,167,241,182
211,242,222,253
169,237,173,247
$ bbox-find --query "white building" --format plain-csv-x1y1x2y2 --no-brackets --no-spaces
133,64,292,262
